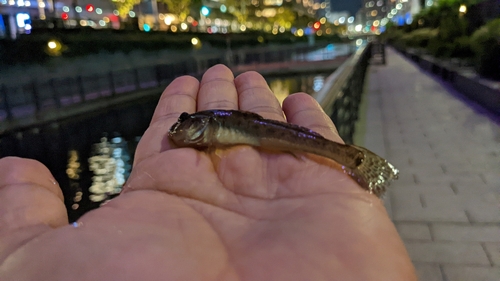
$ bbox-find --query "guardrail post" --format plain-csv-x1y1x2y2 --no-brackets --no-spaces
108,72,116,96
134,68,141,90
1,84,13,121
77,76,86,102
49,79,61,108
32,81,42,114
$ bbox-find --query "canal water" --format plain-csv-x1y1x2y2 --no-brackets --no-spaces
0,72,330,221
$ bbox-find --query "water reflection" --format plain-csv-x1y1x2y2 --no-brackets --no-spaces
267,73,327,104
56,72,331,218
87,136,132,203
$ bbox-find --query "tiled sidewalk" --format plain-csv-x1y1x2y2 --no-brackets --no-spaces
361,48,500,281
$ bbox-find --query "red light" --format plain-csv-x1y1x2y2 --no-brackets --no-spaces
313,21,321,30
61,12,69,20
86,4,95,12
207,27,212,34
192,20,198,27
371,25,376,32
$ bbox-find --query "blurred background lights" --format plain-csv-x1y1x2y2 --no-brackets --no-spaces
348,16,354,23
143,24,150,32
201,6,210,16
113,10,119,16
220,4,227,13
129,11,135,17
62,6,69,12
96,8,102,14
191,37,199,45
180,22,188,30
47,41,56,49
75,6,82,13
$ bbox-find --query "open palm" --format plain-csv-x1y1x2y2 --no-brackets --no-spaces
0,65,416,281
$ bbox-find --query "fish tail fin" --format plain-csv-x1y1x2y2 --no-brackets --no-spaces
346,145,399,197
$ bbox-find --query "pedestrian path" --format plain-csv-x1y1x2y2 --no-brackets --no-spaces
359,47,500,281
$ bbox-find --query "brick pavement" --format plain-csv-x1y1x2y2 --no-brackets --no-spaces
359,48,500,281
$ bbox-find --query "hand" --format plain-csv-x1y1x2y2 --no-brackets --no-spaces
0,65,416,280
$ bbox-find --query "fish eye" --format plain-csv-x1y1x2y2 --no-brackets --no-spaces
179,112,190,122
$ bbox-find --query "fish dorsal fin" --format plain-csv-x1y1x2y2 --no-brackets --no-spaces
259,118,325,138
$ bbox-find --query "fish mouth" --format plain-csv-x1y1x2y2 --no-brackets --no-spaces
168,121,182,135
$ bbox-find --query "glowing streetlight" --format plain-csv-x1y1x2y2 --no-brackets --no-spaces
459,4,467,14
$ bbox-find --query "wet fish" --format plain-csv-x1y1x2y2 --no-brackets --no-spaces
168,110,398,197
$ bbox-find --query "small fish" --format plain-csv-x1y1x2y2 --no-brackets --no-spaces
168,110,398,197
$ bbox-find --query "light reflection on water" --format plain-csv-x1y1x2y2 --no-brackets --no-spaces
267,73,327,104
67,72,330,208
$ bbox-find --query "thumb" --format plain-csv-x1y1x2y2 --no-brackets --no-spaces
0,157,68,232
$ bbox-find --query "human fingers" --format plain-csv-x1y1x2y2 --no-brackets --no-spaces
133,76,199,166
234,71,285,121
0,157,67,232
282,93,343,143
197,64,238,111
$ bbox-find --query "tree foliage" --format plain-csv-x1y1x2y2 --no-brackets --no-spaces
161,0,191,21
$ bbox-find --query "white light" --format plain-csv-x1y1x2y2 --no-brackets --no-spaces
96,8,102,14
1,0,7,4
339,17,345,24
75,6,82,13
48,41,57,49
191,37,199,45
16,13,29,27
24,1,30,6
16,0,24,6
129,11,135,17
396,3,402,9
113,10,119,16
356,39,363,46
62,6,69,12
355,24,362,32
240,25,246,31
180,22,188,30
347,16,354,23
99,20,105,26
25,23,31,30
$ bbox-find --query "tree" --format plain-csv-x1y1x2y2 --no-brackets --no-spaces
115,0,140,18
161,0,192,21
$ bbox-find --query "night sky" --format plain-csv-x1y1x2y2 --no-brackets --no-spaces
330,0,363,15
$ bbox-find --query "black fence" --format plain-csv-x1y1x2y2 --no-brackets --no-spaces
315,43,373,144
1,43,335,127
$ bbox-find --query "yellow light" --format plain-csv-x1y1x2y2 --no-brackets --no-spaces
48,41,57,49
257,36,264,43
240,25,247,31
191,37,199,45
296,28,304,37
316,30,322,36
171,25,178,32
319,17,326,24
325,27,332,34
373,20,380,27
459,4,467,13
371,10,378,17
103,17,109,23
180,22,188,30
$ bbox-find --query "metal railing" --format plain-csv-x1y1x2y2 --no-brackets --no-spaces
1,42,349,127
314,43,373,144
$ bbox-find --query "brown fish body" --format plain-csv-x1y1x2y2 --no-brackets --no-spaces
168,110,399,197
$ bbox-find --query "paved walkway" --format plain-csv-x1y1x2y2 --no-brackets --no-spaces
360,48,500,281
